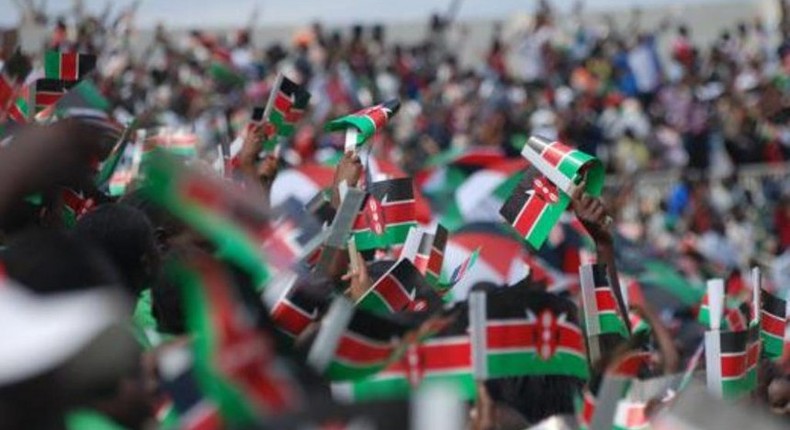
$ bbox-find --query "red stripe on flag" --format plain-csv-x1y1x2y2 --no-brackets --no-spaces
512,193,547,237
62,53,78,81
413,254,429,274
373,275,413,311
594,288,619,312
274,93,293,117
270,300,314,337
382,201,415,224
36,93,62,107
335,334,393,364
486,322,538,349
541,141,574,167
761,311,785,336
421,339,472,371
612,351,651,376
720,352,747,378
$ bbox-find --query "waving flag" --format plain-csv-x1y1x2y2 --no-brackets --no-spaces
698,288,750,331
142,154,274,287
158,346,223,430
61,187,96,227
144,127,199,159
352,177,416,251
355,259,426,315
760,289,787,358
307,298,412,381
579,264,629,339
172,252,301,426
44,51,96,81
469,286,589,380
325,99,400,147
336,313,474,402
437,248,479,295
502,136,604,249
260,74,311,151
705,326,760,399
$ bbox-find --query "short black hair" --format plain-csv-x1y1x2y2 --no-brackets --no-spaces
74,203,159,295
0,228,121,294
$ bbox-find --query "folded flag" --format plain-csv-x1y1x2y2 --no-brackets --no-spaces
579,264,629,339
142,154,273,287
469,285,589,380
171,252,301,425
307,297,412,381
325,99,400,147
502,136,604,249
352,177,417,251
44,51,96,81
704,326,760,400
335,312,475,402
355,259,426,315
263,274,321,339
760,289,787,358
260,74,311,151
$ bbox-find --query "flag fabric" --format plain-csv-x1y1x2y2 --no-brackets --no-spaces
325,99,400,147
425,225,448,287
307,298,412,381
265,198,324,269
352,177,417,251
760,289,787,358
499,169,569,250
335,314,475,402
469,285,589,380
44,51,96,81
503,136,604,250
157,346,224,430
142,154,274,288
271,163,335,208
579,264,629,339
400,227,434,275
704,326,760,399
0,74,19,114
54,79,110,113
260,74,311,151
172,252,300,426
61,188,96,227
144,127,199,159
355,259,426,315
698,293,750,332
94,119,137,190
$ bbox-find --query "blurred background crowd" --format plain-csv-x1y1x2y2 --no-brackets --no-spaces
1,0,790,428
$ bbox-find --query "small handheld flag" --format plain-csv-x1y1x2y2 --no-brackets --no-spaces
44,51,96,82
260,73,311,152
325,99,400,149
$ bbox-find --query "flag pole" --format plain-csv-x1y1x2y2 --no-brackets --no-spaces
344,127,358,154
751,267,761,327
704,279,725,398
469,286,488,381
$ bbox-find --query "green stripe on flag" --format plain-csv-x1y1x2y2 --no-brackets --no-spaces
487,351,588,379
599,313,629,338
326,361,390,381
762,332,784,358
44,51,60,79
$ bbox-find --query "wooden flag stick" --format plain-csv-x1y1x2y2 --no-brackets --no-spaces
751,267,761,326
469,287,488,380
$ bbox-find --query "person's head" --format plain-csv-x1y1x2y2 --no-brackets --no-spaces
1,228,121,294
74,203,160,295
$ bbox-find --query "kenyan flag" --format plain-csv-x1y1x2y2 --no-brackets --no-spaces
44,51,96,81
760,289,787,358
145,128,199,158
499,169,569,250
519,135,604,197
325,99,400,147
355,259,425,314
426,224,448,287
576,389,596,430
469,286,589,380
33,78,75,111
579,264,629,339
352,177,416,251
260,74,311,151
610,350,652,377
613,400,650,430
704,326,760,399
698,292,750,331
307,298,410,381
0,74,18,113
172,253,300,426
400,227,434,275
142,154,273,288
339,334,475,402
264,274,321,339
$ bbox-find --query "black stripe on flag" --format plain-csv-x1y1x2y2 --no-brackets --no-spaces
499,174,533,225
368,177,413,202
279,76,311,109
719,330,749,354
77,54,97,79
36,78,70,93
590,264,609,287
433,224,448,251
761,289,786,318
347,308,414,342
417,232,434,255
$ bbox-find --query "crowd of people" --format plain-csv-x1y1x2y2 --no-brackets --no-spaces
1,0,790,429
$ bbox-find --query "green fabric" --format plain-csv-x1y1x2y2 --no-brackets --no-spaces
66,409,129,430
